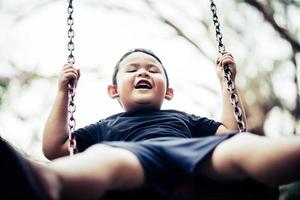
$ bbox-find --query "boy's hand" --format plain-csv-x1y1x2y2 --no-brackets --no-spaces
216,53,237,82
58,64,80,93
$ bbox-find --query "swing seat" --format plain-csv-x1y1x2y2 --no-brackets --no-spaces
103,177,278,200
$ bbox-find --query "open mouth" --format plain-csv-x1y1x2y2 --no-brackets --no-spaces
134,80,152,89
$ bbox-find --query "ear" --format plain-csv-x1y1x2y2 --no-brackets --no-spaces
165,87,174,100
107,84,119,99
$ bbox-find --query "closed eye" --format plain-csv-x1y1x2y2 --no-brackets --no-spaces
149,66,160,73
126,69,137,73
149,70,159,73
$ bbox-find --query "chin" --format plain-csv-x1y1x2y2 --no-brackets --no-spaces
133,96,154,103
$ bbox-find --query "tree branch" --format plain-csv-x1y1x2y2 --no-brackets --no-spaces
143,0,214,62
243,0,300,52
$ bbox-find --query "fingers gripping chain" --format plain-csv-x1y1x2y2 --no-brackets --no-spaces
67,0,77,156
210,0,246,132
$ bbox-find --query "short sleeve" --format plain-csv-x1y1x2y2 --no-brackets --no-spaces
188,114,222,137
74,121,104,152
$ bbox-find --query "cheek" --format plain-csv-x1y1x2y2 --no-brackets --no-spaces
117,76,133,92
156,79,167,93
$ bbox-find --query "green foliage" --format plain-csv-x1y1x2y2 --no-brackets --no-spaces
280,181,300,200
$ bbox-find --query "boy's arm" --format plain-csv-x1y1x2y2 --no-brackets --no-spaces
214,53,247,135
42,64,80,160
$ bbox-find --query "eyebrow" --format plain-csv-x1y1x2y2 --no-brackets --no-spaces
126,63,160,68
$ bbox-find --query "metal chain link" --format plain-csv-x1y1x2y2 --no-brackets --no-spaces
67,0,77,156
209,0,246,132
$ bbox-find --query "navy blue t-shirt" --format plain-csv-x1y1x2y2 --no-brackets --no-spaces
75,109,222,152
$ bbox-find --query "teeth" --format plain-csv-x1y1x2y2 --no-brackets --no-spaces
139,83,150,87
135,81,151,89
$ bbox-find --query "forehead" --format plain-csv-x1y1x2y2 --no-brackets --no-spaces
119,52,163,68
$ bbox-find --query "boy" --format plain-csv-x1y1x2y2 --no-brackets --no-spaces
1,49,300,200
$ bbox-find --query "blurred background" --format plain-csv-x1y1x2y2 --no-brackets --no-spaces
0,0,299,160
1,0,300,199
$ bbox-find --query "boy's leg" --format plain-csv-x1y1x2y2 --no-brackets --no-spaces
198,133,300,186
33,144,145,200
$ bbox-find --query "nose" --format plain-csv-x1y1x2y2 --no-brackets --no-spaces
137,69,149,77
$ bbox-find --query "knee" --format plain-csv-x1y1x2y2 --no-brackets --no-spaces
85,144,144,189
84,144,130,173
85,143,118,156
85,144,140,168
220,133,268,166
223,132,262,149
212,133,262,166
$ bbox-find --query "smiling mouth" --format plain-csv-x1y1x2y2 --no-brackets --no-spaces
135,80,152,89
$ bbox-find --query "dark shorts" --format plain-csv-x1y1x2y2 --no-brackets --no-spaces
103,134,234,185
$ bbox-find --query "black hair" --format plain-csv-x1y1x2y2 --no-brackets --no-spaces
112,48,169,88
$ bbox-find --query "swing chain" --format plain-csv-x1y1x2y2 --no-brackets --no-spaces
68,85,77,156
67,0,75,64
209,0,246,132
67,0,77,156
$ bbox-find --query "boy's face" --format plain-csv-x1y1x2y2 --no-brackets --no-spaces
108,52,173,112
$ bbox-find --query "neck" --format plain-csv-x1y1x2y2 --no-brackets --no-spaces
125,106,161,114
